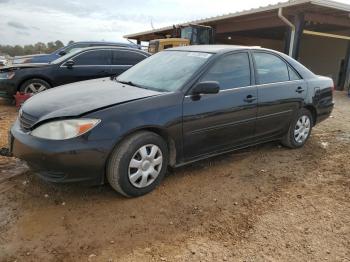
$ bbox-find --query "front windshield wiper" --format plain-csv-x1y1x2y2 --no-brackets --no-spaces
117,80,139,87
116,79,154,90
116,79,167,93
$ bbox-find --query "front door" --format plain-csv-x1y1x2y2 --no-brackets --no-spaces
182,52,257,161
55,49,112,86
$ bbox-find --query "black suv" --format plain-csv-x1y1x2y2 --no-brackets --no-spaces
0,46,150,97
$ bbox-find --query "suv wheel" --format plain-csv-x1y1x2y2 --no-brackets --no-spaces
20,79,51,94
107,131,168,197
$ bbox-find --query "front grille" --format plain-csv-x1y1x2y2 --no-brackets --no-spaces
19,111,38,132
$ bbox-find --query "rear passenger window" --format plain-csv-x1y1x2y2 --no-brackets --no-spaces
201,53,251,90
253,52,289,84
288,66,301,80
112,51,146,65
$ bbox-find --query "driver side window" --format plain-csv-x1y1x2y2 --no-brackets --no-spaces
72,50,111,66
201,53,251,90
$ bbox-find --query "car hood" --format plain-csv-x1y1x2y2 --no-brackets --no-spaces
21,78,162,124
14,53,49,59
12,53,53,64
0,63,49,72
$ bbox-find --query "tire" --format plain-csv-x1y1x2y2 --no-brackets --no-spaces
281,108,313,149
107,131,168,197
19,78,51,94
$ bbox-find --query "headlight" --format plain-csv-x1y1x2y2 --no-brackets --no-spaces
31,119,100,140
0,71,15,79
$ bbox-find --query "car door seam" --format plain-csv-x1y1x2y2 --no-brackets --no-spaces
187,117,256,135
257,109,293,120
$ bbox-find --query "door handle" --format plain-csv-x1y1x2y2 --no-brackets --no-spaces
244,95,257,103
296,86,305,93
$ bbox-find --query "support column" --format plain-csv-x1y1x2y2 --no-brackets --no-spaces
291,14,305,60
137,39,141,45
284,27,292,55
341,42,350,91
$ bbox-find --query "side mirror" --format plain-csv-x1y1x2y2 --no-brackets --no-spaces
58,50,67,56
192,81,220,95
65,60,75,68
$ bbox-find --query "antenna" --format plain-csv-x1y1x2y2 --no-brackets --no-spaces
150,18,155,30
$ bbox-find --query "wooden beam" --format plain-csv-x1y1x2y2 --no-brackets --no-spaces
303,30,350,40
215,17,285,34
305,13,350,28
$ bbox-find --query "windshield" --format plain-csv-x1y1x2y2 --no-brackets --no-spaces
50,49,83,64
117,50,213,92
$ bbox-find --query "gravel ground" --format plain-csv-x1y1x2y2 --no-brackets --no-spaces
0,92,349,262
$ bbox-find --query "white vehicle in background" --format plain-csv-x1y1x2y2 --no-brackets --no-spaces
0,56,7,66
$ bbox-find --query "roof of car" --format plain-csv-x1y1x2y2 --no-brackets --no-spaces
73,41,137,46
169,45,261,53
76,46,150,55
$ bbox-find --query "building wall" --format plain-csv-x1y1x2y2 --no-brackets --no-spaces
299,34,349,86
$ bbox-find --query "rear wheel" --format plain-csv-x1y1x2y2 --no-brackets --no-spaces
107,131,168,197
19,78,51,94
282,108,313,148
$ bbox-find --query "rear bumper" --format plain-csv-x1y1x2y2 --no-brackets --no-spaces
0,79,16,98
10,120,113,185
316,101,334,124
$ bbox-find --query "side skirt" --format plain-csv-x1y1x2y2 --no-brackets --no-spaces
174,136,283,168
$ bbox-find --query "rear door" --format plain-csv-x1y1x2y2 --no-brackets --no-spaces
111,50,148,76
182,52,257,160
252,51,307,140
55,49,112,85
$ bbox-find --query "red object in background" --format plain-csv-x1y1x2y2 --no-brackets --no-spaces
14,92,32,108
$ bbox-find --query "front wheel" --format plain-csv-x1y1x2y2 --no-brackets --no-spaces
19,78,51,94
282,108,313,149
107,131,168,197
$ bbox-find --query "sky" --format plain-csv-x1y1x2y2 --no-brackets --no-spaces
0,0,349,46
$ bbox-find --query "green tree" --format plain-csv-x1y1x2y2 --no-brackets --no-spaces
47,42,56,53
0,40,67,56
34,42,46,54
23,44,35,55
55,40,64,49
13,45,24,56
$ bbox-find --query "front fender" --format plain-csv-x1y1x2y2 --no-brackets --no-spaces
86,92,184,163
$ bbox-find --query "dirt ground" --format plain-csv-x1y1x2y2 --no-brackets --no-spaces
0,92,349,262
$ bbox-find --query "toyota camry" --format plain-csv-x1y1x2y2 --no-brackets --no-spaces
8,45,334,197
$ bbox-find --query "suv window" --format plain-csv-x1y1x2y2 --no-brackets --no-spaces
201,52,251,90
112,50,146,65
73,50,111,65
253,52,289,84
64,43,90,53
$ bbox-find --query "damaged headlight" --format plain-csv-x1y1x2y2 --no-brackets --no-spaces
31,119,101,140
